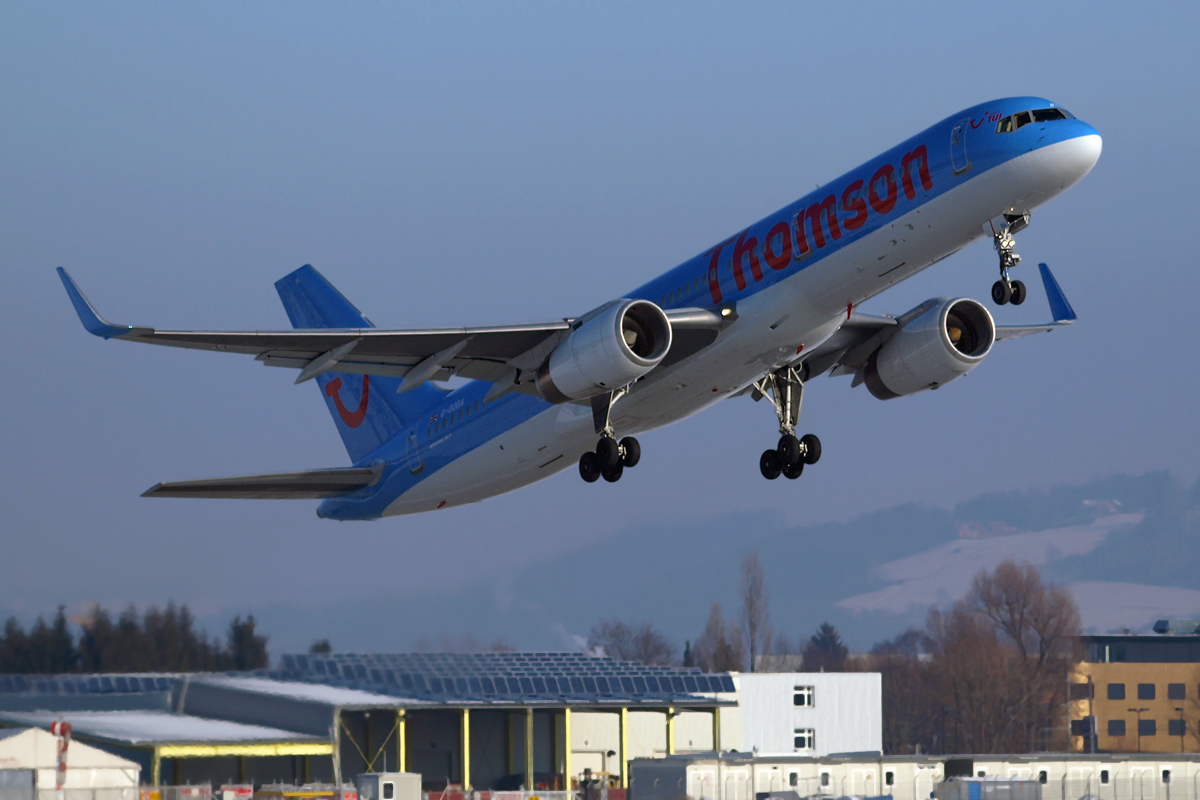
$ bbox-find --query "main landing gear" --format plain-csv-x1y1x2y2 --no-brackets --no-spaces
579,388,641,484
752,366,821,481
991,213,1030,306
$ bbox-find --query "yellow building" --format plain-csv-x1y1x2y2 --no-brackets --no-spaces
1071,634,1200,753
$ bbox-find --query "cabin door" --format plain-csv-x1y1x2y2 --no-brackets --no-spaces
951,118,972,175
405,429,425,475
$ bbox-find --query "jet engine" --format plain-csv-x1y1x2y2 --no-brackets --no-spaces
863,298,995,400
536,299,672,403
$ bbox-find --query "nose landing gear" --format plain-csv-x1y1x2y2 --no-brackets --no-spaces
990,213,1030,306
752,366,822,481
578,388,641,484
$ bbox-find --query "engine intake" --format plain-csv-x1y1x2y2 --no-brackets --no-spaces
864,298,995,400
537,299,672,403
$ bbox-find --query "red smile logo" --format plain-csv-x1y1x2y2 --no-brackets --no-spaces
325,375,369,428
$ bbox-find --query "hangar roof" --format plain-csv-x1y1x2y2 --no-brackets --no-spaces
0,710,324,747
275,651,735,706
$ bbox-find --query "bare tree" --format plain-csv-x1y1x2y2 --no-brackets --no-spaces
588,619,676,665
693,602,744,672
929,559,1081,753
740,552,773,672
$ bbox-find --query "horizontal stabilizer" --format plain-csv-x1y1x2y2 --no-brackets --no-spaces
142,465,383,499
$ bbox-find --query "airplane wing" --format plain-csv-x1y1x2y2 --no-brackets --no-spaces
58,268,724,392
803,262,1077,379
142,464,384,499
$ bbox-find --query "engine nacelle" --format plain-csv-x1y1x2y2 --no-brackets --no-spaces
536,299,672,403
864,298,995,400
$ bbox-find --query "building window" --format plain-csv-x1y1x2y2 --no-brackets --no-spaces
1101,771,1109,785
1169,683,1186,700
1108,683,1125,700
794,728,815,751
1139,719,1157,736
1038,772,1047,785
885,773,894,787
794,686,814,707
1109,720,1126,736
1138,683,1156,700
1170,719,1186,737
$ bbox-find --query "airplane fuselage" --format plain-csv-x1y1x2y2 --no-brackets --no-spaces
307,97,1101,519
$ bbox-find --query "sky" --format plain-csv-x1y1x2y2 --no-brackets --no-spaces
2,3,1198,653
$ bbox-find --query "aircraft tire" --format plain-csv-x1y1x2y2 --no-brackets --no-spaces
579,451,602,483
800,433,822,464
783,459,804,480
1010,280,1027,305
778,434,801,467
602,462,624,483
760,450,782,480
596,436,621,470
991,280,1011,305
619,437,641,468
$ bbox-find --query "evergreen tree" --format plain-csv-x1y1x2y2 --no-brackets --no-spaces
801,621,849,672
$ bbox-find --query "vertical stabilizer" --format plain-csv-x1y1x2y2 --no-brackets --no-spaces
274,265,444,462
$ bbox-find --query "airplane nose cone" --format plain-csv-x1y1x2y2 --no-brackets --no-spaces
1066,131,1103,181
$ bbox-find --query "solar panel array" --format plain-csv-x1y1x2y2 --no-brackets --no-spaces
0,653,734,707
277,651,735,704
0,674,173,695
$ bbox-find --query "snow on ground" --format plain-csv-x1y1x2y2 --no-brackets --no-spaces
834,513,1143,614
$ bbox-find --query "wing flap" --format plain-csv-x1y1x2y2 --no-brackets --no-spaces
142,465,384,499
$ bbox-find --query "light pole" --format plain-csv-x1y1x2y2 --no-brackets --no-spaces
1176,707,1186,754
1130,708,1150,753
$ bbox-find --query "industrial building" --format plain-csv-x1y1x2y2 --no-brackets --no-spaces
0,653,740,790
1070,627,1200,753
631,751,1200,800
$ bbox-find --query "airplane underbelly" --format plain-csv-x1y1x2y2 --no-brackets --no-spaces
382,403,594,515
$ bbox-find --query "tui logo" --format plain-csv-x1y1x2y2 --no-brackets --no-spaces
325,375,369,428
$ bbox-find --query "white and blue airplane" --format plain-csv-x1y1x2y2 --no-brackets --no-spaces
60,97,1099,520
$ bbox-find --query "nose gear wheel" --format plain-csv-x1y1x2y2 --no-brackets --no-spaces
991,213,1029,306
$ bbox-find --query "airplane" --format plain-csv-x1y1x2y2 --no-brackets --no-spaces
59,96,1099,520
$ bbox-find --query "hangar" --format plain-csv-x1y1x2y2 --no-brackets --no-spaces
0,653,737,790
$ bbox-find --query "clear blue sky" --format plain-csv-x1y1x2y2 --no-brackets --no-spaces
2,3,1197,651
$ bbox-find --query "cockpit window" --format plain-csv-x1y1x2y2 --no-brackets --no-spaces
997,107,1072,133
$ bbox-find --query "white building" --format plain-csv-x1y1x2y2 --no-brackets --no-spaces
734,673,881,757
631,751,1200,800
0,726,139,800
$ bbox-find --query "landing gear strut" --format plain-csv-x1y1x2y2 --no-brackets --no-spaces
578,388,640,483
751,366,821,481
991,213,1029,306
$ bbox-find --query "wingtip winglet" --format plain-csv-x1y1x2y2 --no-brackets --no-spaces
57,267,130,339
1038,263,1077,323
